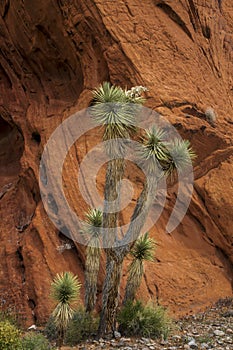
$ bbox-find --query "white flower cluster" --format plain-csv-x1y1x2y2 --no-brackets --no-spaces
125,85,148,99
57,242,74,253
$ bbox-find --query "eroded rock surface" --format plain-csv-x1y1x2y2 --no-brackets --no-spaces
0,0,232,324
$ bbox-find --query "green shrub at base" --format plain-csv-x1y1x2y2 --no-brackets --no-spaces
21,333,54,350
0,320,22,350
44,316,58,342
117,300,174,339
65,306,99,345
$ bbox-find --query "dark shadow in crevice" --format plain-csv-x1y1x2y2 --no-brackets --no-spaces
157,2,193,41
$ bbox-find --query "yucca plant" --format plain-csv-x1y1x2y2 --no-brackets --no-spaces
121,126,196,246
91,82,138,151
89,83,195,337
91,82,146,336
123,233,155,304
82,208,102,312
137,126,196,176
50,271,81,348
163,139,196,177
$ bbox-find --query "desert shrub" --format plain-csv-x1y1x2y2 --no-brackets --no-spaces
21,333,53,350
0,310,17,325
0,320,22,350
65,306,99,345
0,307,26,327
117,300,174,339
44,316,58,342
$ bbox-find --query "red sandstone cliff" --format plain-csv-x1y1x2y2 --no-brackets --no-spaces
0,0,232,325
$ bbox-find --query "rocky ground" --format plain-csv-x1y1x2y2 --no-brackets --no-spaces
61,298,232,350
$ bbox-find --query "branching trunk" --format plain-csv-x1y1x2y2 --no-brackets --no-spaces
119,175,158,259
99,174,158,337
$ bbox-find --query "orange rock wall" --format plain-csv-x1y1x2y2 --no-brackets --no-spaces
0,0,232,325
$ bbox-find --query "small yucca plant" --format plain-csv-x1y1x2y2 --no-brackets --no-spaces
51,271,81,348
123,233,155,304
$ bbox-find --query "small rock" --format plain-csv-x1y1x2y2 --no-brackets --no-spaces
114,331,121,339
141,337,150,344
226,328,233,334
222,310,233,317
225,336,233,343
188,338,198,348
120,337,131,342
213,330,225,336
172,335,182,340
118,341,126,347
27,324,37,330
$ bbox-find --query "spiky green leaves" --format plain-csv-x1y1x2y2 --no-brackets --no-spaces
91,82,144,143
142,127,167,160
52,303,75,332
85,208,102,227
137,126,168,176
82,208,103,239
130,232,155,262
51,272,81,341
92,82,126,104
123,233,155,304
163,139,196,175
138,126,196,177
51,272,81,305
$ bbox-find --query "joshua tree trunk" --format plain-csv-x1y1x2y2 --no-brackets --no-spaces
98,175,158,337
98,251,123,336
120,175,158,256
85,239,101,312
102,157,125,247
123,259,143,305
98,156,125,336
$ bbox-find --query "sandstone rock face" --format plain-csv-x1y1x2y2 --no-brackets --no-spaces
0,0,232,325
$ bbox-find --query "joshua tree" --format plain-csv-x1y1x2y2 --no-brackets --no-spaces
90,82,196,337
82,208,102,312
51,271,81,348
91,82,146,335
123,232,155,304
